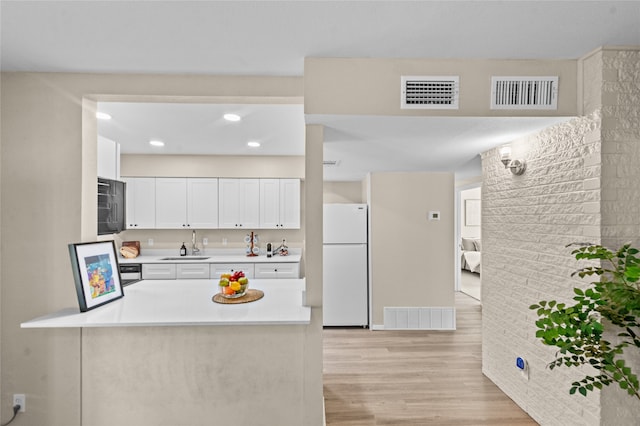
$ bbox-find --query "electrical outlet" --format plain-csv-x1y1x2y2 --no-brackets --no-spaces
148,238,154,246
13,394,25,412
222,238,228,246
202,237,208,246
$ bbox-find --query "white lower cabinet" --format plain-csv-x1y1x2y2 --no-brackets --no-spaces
210,264,255,279
254,263,300,279
141,262,299,280
176,264,210,279
142,264,177,280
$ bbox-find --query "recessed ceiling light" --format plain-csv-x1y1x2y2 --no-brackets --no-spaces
149,140,165,147
247,141,261,148
224,113,241,122
96,112,112,120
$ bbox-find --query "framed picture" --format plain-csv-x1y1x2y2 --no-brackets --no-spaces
68,241,124,312
465,199,481,226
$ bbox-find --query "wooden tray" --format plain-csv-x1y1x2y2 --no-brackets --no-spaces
212,289,264,304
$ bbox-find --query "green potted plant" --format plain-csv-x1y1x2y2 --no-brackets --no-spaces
530,243,640,400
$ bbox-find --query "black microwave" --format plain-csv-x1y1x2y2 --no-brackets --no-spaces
98,178,126,235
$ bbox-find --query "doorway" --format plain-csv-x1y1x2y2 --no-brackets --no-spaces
456,185,481,301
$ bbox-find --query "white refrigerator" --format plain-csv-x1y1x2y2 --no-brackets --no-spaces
323,204,368,327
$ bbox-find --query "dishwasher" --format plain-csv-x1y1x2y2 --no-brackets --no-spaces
119,263,142,286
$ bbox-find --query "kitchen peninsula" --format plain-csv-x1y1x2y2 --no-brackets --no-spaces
21,277,311,425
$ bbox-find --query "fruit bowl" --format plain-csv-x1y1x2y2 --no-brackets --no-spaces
218,271,249,298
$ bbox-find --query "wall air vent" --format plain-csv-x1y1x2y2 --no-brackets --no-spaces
491,76,558,110
401,76,459,110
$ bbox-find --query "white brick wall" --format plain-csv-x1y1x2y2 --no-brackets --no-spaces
481,113,602,426
598,49,640,426
481,47,640,426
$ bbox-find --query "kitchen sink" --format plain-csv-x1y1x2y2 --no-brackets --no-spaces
160,257,210,261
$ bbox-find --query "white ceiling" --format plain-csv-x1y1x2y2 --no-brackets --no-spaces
3,1,639,181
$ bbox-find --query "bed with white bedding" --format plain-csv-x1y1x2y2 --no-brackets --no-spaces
461,237,481,273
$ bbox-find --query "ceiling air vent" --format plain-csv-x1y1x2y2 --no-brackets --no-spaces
491,76,558,110
323,160,340,166
401,76,459,110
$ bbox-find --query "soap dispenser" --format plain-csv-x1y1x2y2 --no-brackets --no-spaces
180,242,187,256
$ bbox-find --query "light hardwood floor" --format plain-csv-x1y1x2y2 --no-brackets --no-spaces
460,270,481,301
323,292,537,425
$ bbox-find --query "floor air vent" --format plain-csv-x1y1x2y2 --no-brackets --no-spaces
401,76,459,109
491,76,558,110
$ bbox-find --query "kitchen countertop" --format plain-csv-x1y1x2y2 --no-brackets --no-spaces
118,248,301,264
21,278,310,328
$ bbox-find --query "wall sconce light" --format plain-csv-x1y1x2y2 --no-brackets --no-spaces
499,146,526,176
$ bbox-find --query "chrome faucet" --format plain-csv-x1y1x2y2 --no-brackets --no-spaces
191,230,200,256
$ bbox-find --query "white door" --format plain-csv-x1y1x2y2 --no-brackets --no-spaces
323,244,368,326
323,204,367,243
188,178,218,228
155,178,187,228
239,179,260,228
125,177,156,229
218,179,241,228
279,179,300,229
259,179,280,228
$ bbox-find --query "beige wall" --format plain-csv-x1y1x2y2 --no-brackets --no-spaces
1,72,325,425
323,180,364,203
369,172,455,326
305,57,578,117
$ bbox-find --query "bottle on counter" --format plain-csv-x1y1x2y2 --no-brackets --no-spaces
280,239,288,256
180,242,187,256
266,242,272,258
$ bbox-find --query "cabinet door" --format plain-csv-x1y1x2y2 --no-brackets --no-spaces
239,179,260,228
210,264,255,279
279,179,300,229
259,179,300,229
254,264,279,279
176,264,210,279
142,264,177,279
254,262,300,279
155,178,188,229
272,262,300,279
219,179,260,229
97,135,118,180
187,178,218,228
124,177,156,229
218,179,241,228
259,179,280,229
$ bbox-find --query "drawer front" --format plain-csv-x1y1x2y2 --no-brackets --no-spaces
142,264,177,280
176,264,210,279
254,263,300,279
210,263,255,279
272,263,300,279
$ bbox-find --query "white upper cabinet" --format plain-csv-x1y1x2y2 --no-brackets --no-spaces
187,178,219,229
155,178,188,228
155,178,219,229
124,177,156,229
97,135,120,180
218,179,260,229
260,179,300,229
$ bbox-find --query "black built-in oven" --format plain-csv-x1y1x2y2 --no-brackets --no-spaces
98,178,126,235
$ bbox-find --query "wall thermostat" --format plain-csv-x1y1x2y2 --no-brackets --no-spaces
428,211,440,221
